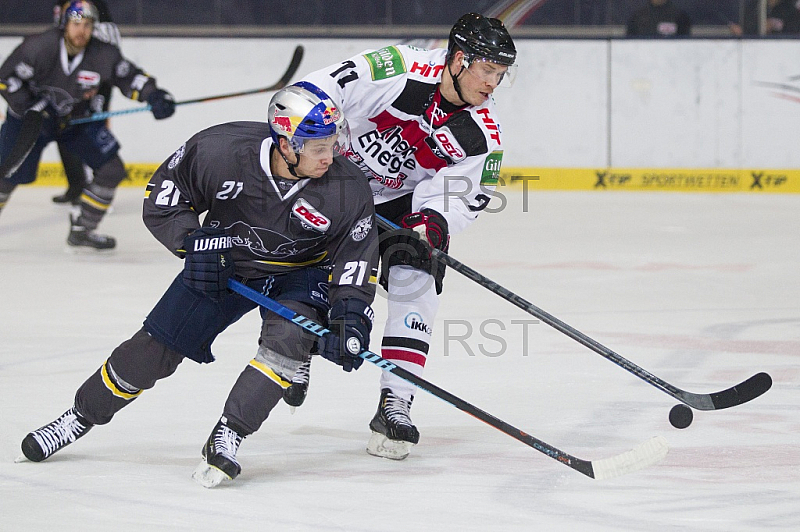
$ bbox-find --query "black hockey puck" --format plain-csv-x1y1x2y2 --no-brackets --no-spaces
669,404,693,429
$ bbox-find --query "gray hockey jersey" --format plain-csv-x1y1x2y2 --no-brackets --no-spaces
143,121,378,305
0,27,158,118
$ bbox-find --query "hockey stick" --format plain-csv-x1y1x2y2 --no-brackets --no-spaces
227,278,668,480
375,215,772,411
0,100,47,180
68,45,305,125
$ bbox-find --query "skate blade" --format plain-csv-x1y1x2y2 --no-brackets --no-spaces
288,405,297,414
64,245,116,255
366,431,414,460
192,460,231,488
14,454,29,463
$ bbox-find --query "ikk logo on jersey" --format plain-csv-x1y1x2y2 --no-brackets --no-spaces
404,312,432,335
292,198,330,232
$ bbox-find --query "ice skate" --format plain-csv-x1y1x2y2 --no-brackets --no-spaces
67,216,116,250
52,188,82,205
283,359,311,412
19,407,93,463
366,388,420,460
192,416,245,488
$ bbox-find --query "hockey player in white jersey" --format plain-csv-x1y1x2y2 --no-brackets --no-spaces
294,13,517,459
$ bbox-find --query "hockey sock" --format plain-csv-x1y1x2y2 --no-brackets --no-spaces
223,363,285,435
75,181,115,230
74,360,142,425
380,265,439,400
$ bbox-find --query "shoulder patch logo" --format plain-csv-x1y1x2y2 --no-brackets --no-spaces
15,62,33,80
480,151,503,186
364,46,406,81
168,143,186,169
115,60,131,78
350,215,373,241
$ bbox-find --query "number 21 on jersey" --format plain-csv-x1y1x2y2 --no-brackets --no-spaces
338,260,369,285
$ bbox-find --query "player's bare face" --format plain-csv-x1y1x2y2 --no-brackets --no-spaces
64,19,93,51
459,60,508,105
295,137,337,179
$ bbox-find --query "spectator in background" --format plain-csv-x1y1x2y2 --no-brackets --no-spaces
627,0,692,37
729,0,800,36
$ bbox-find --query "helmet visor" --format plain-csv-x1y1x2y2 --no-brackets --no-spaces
462,56,518,88
292,121,351,161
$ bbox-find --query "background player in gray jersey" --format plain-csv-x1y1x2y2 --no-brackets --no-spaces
18,82,379,489
51,0,119,205
0,0,175,250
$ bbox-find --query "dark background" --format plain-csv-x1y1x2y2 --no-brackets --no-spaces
0,1,745,28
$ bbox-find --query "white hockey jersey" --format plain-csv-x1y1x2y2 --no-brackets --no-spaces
303,45,505,234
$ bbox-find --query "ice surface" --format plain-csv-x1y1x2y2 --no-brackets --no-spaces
1,188,798,531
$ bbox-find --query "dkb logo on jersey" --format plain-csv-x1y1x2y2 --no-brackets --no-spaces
432,127,466,163
404,312,432,335
76,70,100,89
292,198,330,232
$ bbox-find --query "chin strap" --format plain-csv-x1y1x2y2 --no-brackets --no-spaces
448,60,468,105
274,143,310,180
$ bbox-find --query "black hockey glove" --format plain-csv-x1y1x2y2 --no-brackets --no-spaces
181,227,234,300
319,299,374,372
401,208,450,253
147,88,175,120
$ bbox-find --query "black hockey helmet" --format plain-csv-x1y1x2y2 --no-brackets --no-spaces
448,13,516,67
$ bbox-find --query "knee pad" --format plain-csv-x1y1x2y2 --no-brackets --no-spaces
107,328,184,390
92,154,127,189
253,301,322,385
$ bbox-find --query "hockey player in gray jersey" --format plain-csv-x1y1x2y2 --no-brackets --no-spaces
51,0,120,205
295,13,517,459
18,82,379,488
0,0,175,249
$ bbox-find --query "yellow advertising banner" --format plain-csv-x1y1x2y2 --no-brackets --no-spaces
31,164,800,194
500,167,800,193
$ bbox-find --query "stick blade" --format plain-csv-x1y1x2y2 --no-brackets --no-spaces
590,436,669,480
709,372,772,410
269,45,305,91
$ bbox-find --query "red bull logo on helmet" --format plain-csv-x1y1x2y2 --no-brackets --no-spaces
64,1,98,24
322,106,341,126
272,115,295,135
